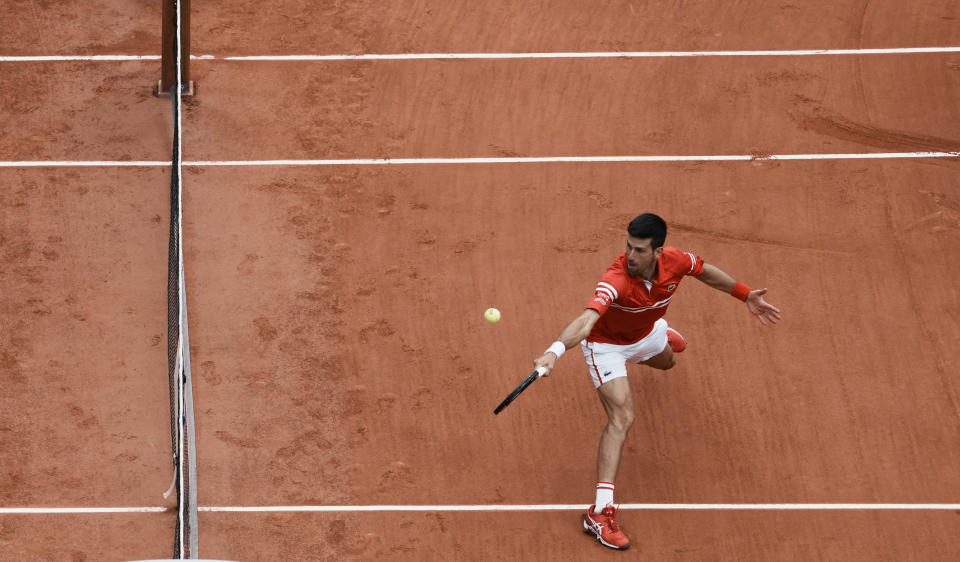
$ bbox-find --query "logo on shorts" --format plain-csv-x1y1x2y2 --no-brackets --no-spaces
667,283,677,291
602,371,612,379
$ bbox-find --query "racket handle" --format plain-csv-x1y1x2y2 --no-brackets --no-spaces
536,367,547,377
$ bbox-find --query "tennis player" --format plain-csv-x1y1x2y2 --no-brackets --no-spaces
533,213,780,550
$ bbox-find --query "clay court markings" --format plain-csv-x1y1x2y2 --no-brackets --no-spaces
0,152,957,168
3,45,956,167
3,503,960,514
2,46,960,62
2,45,957,520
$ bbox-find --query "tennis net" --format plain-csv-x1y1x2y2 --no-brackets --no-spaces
165,0,199,557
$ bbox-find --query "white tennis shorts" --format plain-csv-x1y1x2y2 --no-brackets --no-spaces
580,318,670,389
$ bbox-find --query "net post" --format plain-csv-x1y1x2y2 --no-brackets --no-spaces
155,0,195,98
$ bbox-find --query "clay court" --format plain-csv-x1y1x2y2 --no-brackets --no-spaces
2,1,960,560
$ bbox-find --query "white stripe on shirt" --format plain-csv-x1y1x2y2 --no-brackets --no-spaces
609,295,673,313
597,281,619,300
596,287,615,301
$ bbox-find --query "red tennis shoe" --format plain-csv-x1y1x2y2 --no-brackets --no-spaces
583,504,630,550
666,327,686,353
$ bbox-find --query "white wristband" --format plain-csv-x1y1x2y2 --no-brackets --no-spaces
545,341,566,359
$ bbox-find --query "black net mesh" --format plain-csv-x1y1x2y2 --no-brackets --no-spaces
166,0,198,557
167,63,182,470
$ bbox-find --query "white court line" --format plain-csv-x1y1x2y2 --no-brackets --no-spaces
187,153,960,166
3,504,958,514
0,55,214,61
224,47,960,61
0,161,171,167
200,504,960,512
2,47,959,62
0,152,957,168
0,55,160,61
0,507,167,514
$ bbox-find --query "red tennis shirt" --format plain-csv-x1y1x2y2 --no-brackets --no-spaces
586,247,705,345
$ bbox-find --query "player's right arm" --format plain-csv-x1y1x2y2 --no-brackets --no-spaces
533,260,624,376
533,308,601,376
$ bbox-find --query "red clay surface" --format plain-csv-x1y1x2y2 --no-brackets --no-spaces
5,1,960,55
7,56,957,162
186,161,960,507
0,62,170,162
1,168,177,557
1,168,174,503
0,513,171,560
3,1,960,560
200,510,960,560
183,55,960,161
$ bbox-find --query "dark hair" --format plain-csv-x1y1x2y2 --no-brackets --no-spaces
627,213,667,249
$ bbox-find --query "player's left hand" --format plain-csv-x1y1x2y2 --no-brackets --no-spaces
746,288,781,325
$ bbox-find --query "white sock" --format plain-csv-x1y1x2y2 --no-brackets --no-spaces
594,481,615,513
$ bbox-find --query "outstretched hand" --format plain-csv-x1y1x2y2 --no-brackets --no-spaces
746,288,781,325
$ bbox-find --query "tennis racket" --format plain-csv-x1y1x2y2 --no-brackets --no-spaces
493,367,546,415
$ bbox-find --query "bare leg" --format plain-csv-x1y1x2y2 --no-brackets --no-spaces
595,377,635,483
594,342,673,488
642,343,675,371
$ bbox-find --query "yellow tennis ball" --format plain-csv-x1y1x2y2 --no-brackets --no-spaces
484,307,501,323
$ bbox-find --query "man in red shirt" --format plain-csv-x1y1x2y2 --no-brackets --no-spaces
533,213,780,551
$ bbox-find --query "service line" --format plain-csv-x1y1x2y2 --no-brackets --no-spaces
0,152,957,168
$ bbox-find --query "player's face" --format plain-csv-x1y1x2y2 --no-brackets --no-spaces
625,236,662,278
